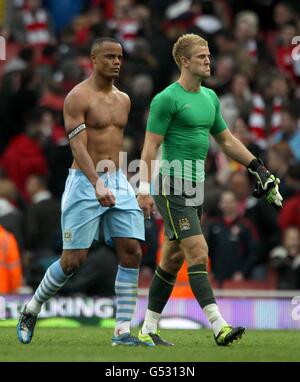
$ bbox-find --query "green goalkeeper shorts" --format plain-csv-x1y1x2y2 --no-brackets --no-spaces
153,174,203,240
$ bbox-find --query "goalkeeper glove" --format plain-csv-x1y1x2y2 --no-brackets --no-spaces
248,158,283,209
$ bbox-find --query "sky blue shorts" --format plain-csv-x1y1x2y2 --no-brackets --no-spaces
61,169,145,249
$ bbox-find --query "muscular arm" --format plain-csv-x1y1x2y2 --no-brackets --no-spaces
213,129,255,166
138,92,172,216
64,89,115,207
138,132,164,217
140,132,164,184
63,89,99,187
214,129,283,208
139,92,173,192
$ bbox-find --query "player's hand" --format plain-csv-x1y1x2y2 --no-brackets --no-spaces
265,177,283,209
253,178,283,209
95,179,115,207
137,194,155,219
248,159,283,209
248,158,277,192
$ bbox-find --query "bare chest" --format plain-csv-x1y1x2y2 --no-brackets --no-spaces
86,94,128,129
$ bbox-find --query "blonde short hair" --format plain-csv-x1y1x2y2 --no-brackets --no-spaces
172,33,208,69
235,11,259,35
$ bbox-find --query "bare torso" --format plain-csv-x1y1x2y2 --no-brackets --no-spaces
71,78,129,170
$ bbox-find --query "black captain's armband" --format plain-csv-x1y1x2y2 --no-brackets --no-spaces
68,123,86,140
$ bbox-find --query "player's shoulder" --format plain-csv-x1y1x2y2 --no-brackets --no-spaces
113,86,131,108
201,86,220,105
113,86,130,101
202,86,217,97
64,80,90,106
152,83,178,103
157,82,178,97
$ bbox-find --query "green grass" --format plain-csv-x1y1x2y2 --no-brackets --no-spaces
1,328,300,362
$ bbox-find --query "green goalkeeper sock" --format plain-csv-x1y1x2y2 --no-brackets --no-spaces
148,266,176,313
188,264,216,308
142,266,176,334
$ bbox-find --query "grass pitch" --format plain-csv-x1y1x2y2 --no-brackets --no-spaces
1,327,300,362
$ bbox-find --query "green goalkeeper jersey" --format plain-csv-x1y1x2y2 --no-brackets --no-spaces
146,82,227,182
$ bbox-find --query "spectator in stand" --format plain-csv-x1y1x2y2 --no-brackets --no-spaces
273,105,300,162
273,2,297,25
220,73,252,130
44,0,86,35
128,38,158,79
88,6,115,42
278,163,300,232
249,74,290,150
24,174,61,253
270,226,300,290
213,111,266,186
234,10,273,65
0,109,48,200
266,2,300,57
36,44,59,88
229,171,281,271
0,63,42,148
228,172,255,217
108,0,142,54
213,30,237,56
39,77,66,113
0,224,23,294
275,22,300,83
0,179,24,251
10,0,55,47
207,190,260,284
215,117,264,182
3,47,35,78
266,142,295,199
127,73,154,147
232,117,262,160
24,174,61,288
204,55,235,96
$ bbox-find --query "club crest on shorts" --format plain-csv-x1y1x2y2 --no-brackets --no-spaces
179,218,190,231
64,230,72,242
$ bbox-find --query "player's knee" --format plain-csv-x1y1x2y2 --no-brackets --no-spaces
61,250,87,274
192,251,208,267
162,251,184,274
182,239,207,256
119,242,142,268
183,240,208,267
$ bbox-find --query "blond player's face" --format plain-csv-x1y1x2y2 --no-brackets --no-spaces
185,44,211,78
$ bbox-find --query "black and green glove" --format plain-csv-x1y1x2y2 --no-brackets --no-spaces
247,158,283,209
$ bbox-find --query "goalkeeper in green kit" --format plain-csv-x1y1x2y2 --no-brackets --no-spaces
137,34,283,347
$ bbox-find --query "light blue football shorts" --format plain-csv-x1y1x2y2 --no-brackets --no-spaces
61,169,145,249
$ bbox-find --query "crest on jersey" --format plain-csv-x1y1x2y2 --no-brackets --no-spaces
64,230,72,242
179,218,190,231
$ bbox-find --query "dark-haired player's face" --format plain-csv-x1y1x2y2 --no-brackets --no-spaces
184,44,211,79
91,42,123,79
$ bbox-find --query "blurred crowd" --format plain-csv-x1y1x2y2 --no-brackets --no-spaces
0,0,300,295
